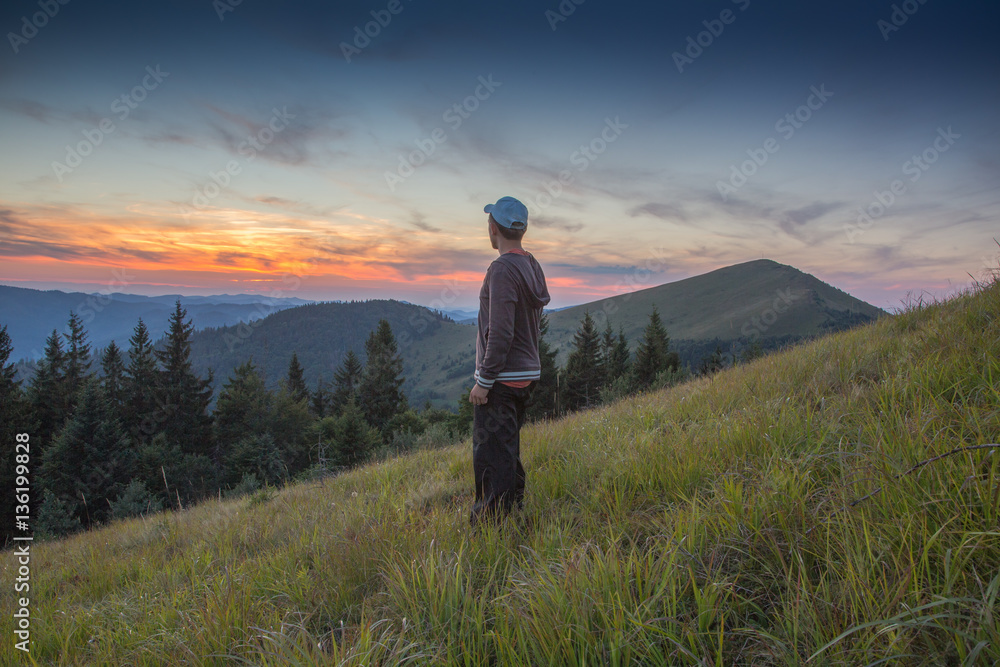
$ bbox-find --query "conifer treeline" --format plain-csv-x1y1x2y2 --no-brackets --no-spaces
0,302,465,543
528,305,736,420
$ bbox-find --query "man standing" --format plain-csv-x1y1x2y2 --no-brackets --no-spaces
469,196,550,527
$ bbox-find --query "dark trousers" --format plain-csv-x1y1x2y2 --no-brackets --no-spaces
470,381,534,526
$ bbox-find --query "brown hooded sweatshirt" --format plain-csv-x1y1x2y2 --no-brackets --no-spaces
474,249,551,389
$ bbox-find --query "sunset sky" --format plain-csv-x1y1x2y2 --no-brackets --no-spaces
1,0,997,311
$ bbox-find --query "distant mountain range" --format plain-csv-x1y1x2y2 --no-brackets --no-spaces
0,285,311,360
2,259,886,408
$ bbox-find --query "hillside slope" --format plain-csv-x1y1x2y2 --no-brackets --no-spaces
544,258,884,363
5,279,996,665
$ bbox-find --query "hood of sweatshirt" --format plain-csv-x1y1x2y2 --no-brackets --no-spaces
496,251,551,309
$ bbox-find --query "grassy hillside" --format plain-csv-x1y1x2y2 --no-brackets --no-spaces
545,259,885,364
5,277,996,665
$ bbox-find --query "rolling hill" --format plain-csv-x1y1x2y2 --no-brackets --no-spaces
186,300,478,408
4,272,996,665
542,258,885,364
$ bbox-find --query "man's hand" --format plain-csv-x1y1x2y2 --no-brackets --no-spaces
469,384,490,405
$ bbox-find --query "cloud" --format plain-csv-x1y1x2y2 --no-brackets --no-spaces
252,195,346,219
783,201,844,225
0,97,107,126
215,251,275,268
0,98,58,123
777,201,844,237
548,262,649,276
138,103,353,170
404,211,441,233
532,216,584,233
628,201,689,222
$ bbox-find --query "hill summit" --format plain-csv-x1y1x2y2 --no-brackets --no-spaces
543,258,885,364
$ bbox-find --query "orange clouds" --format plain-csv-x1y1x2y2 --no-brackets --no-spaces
1,200,498,295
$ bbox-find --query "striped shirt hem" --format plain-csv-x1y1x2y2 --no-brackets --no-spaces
474,369,541,389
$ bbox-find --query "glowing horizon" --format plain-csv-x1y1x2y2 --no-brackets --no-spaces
1,1,997,311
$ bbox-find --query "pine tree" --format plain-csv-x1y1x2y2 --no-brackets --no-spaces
214,360,272,458
330,350,363,415
333,398,380,468
36,490,81,538
109,479,163,520
310,374,328,418
124,319,159,445
563,311,602,411
155,301,214,461
1,325,29,545
224,433,286,488
284,352,309,403
28,329,68,448
632,306,678,389
599,321,616,388
610,324,631,381
0,325,23,426
527,313,559,420
0,325,16,391
270,386,314,476
358,320,406,434
39,379,135,528
63,311,92,405
134,432,214,510
100,341,126,413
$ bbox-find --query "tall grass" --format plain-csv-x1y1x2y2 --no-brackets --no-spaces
2,278,998,665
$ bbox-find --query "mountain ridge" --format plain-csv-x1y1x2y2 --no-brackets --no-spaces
2,259,885,407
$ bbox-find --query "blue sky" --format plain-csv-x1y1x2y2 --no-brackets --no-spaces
1,0,997,310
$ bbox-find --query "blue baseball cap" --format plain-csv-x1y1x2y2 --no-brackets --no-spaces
484,196,528,230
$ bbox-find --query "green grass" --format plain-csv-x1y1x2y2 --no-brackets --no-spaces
3,278,998,665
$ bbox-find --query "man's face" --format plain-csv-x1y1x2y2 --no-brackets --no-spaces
487,218,499,249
